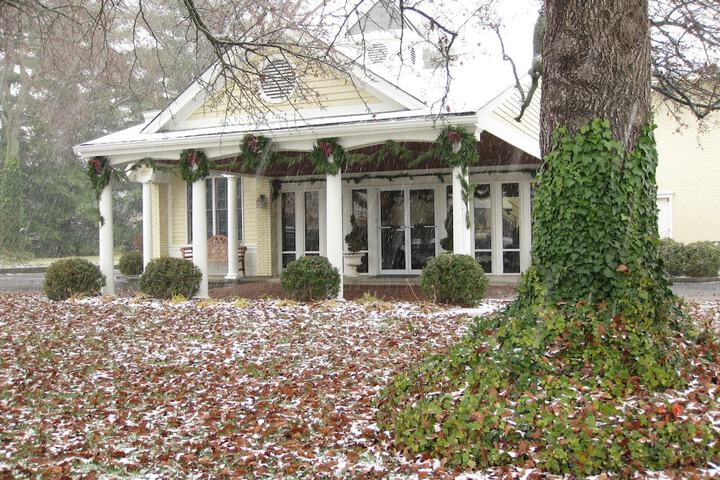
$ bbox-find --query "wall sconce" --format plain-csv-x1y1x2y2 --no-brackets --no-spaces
256,194,268,209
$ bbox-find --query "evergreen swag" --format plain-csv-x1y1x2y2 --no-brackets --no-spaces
240,134,272,171
179,149,210,183
310,138,347,175
86,156,112,199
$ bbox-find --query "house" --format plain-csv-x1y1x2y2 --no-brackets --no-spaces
73,2,718,299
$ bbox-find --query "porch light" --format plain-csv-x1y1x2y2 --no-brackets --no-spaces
256,194,268,209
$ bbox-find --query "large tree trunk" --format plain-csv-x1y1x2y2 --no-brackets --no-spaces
530,0,666,304
541,0,651,156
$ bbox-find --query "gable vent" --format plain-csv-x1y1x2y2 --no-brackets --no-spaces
368,42,388,64
260,59,296,103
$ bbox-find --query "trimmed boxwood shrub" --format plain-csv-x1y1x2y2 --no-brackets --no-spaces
419,253,488,306
119,250,143,275
280,256,340,301
683,241,720,277
659,239,720,277
139,257,202,299
44,258,105,301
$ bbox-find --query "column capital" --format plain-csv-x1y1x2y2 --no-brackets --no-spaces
222,173,239,179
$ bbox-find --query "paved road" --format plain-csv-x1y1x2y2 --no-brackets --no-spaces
0,272,45,292
1,272,719,302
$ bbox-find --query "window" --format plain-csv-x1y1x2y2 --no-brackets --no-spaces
351,189,369,273
501,183,521,273
474,184,492,273
187,177,243,243
281,192,296,267
259,59,296,103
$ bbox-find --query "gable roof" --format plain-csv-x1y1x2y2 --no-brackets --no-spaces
141,47,427,135
476,79,541,159
347,0,421,36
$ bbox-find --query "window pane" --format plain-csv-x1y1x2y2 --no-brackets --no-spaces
215,178,227,210
503,251,520,273
215,178,228,236
351,190,368,251
474,184,491,250
305,191,320,252
351,190,369,273
206,179,213,238
282,192,296,251
502,183,520,250
282,253,296,268
475,251,491,274
442,185,453,251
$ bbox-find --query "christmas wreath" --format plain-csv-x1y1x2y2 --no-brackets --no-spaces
310,138,347,175
240,134,272,171
434,126,478,168
179,149,210,183
87,156,112,199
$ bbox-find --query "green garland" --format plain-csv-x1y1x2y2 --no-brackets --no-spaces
240,134,272,171
87,156,112,199
310,138,347,175
179,149,210,183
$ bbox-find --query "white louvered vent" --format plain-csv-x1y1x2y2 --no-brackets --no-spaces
260,59,296,103
368,42,388,64
409,46,416,65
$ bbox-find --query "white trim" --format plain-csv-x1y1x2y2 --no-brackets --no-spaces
657,192,674,239
74,112,478,163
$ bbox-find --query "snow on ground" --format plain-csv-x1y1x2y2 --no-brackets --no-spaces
0,294,718,479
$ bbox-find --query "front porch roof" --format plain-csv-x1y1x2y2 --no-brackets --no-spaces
74,81,542,167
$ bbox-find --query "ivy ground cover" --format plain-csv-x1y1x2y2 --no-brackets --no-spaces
0,293,719,479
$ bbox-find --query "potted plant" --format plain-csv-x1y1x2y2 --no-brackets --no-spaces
344,214,366,277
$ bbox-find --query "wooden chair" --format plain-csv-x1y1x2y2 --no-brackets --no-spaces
180,237,246,277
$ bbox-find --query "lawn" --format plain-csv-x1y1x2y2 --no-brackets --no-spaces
0,293,718,479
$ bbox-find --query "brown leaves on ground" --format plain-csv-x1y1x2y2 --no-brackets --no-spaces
0,293,504,478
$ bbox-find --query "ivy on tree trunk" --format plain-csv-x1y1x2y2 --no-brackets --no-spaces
530,0,667,306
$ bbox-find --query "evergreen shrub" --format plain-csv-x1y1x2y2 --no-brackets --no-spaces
119,250,143,275
139,257,201,299
44,258,105,300
419,254,487,306
280,256,340,301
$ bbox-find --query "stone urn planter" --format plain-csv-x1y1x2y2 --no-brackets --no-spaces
344,253,364,277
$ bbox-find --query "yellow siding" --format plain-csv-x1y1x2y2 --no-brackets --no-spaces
655,104,720,243
189,75,381,120
242,177,258,245
254,177,274,276
170,174,188,251
151,183,168,258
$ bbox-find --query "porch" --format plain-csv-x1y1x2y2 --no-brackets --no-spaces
207,276,518,301
91,110,540,299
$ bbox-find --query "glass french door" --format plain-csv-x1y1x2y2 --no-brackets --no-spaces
281,190,321,268
380,188,436,274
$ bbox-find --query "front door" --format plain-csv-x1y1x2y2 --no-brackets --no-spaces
380,188,436,274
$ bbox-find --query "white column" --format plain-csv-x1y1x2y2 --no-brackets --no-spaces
452,166,473,256
326,156,344,299
99,184,115,295
224,175,239,280
142,181,153,267
192,179,209,298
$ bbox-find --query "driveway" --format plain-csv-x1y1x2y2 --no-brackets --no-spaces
0,272,45,292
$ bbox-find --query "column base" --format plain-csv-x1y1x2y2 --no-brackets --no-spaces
224,273,239,281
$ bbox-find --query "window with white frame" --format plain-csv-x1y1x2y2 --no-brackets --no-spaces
501,183,521,273
187,177,243,243
474,184,492,273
